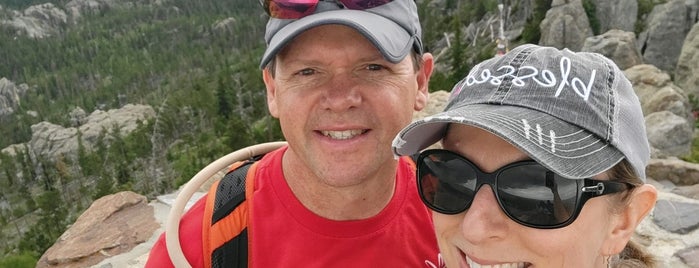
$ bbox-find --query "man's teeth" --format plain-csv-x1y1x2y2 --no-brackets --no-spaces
466,256,527,268
321,130,364,140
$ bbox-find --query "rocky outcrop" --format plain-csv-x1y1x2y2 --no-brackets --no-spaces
648,158,699,186
65,0,114,21
0,77,28,117
676,22,699,98
582,30,642,70
539,0,593,51
15,1,699,267
624,64,693,158
1,0,124,37
623,64,692,119
589,0,637,33
1,3,67,38
645,111,694,157
212,17,236,36
27,104,155,160
68,106,87,127
36,191,159,268
638,0,698,72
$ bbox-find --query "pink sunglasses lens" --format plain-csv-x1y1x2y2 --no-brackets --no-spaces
265,0,318,19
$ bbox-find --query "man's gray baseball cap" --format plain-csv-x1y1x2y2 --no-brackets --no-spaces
392,44,650,181
259,0,423,69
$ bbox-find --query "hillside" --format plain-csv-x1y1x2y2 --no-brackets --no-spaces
0,0,281,263
2,0,699,266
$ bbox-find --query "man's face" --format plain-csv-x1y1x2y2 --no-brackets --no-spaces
263,24,432,187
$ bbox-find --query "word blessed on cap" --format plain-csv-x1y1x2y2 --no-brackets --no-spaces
464,56,597,101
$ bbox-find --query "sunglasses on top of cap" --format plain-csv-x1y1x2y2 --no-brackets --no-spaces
416,149,633,229
260,0,394,19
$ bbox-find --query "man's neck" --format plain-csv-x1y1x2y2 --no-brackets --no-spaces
282,153,398,221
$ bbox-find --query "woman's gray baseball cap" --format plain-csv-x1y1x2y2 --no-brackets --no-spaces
259,0,423,69
392,44,650,181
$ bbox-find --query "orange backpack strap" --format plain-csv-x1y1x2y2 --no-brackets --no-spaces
404,154,419,170
202,159,259,268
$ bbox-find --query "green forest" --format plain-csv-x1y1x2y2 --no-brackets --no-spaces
0,0,670,266
0,0,279,265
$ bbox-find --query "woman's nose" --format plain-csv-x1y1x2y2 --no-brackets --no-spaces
460,185,510,244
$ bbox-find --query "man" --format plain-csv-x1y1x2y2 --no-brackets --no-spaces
146,0,439,266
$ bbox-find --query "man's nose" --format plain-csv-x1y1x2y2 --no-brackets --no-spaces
321,74,362,111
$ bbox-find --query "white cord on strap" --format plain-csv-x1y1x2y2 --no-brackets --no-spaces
166,141,287,267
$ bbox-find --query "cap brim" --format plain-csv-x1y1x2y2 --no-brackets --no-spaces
393,104,625,179
260,9,415,69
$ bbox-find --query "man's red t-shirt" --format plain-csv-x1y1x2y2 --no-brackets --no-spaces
145,147,441,267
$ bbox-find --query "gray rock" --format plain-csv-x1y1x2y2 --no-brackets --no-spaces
624,64,693,122
539,0,593,51
645,85,692,120
212,17,236,35
0,77,28,117
689,1,699,22
675,245,699,267
581,30,642,70
27,104,155,160
676,22,699,98
656,179,678,191
653,199,699,234
647,158,699,186
29,121,80,159
65,0,113,22
69,106,87,127
673,184,699,199
638,0,695,72
645,111,693,157
624,64,673,88
590,0,637,33
1,3,67,38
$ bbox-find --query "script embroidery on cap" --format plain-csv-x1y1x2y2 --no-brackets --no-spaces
464,56,596,101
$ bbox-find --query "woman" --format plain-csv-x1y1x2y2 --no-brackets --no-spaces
392,44,658,268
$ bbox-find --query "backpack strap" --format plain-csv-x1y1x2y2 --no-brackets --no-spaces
407,153,419,170
203,156,261,268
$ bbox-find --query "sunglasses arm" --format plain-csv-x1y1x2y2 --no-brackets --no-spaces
581,182,606,195
581,180,628,196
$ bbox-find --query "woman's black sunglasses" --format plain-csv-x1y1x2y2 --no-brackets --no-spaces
416,149,632,229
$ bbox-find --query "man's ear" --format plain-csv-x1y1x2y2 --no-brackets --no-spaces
602,184,658,255
263,68,279,118
414,52,434,111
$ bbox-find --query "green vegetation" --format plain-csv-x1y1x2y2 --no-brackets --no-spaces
582,0,600,35
0,1,530,260
0,251,37,268
521,0,551,44
682,94,699,163
0,0,280,262
11,0,692,265
419,0,500,92
635,0,667,34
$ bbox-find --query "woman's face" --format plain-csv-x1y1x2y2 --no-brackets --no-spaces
435,124,621,268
